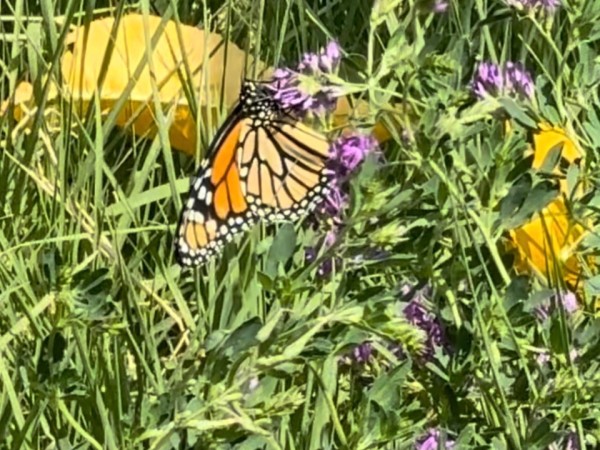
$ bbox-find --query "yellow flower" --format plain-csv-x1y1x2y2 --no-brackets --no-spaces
507,123,588,288
509,198,587,287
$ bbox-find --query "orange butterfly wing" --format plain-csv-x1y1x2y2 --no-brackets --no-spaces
175,81,331,267
175,117,255,266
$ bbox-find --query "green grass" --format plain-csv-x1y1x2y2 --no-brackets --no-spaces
2,0,600,449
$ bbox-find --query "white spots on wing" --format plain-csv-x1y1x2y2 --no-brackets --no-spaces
189,211,204,222
178,240,189,254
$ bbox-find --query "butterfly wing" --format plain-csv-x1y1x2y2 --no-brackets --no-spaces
239,118,330,220
175,108,256,266
175,81,332,267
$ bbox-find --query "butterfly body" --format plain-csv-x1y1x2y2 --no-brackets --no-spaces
175,81,331,267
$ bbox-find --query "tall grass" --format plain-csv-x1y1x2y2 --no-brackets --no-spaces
2,0,600,449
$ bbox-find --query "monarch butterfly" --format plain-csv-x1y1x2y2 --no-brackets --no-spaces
174,80,331,266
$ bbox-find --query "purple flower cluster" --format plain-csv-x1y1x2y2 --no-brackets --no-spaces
344,283,447,366
306,132,378,276
319,132,379,219
269,41,342,116
415,428,455,450
533,290,579,321
506,0,560,11
472,61,534,99
402,284,447,358
330,133,378,176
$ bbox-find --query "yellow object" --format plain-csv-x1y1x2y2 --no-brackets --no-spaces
529,123,583,193
2,14,260,155
1,14,395,156
509,198,587,287
507,123,588,288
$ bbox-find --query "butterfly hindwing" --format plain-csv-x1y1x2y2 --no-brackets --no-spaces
238,118,330,220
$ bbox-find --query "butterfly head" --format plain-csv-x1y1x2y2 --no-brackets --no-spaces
240,80,280,120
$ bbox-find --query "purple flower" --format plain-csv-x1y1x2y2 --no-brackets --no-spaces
536,351,550,365
338,341,374,366
401,284,447,359
559,291,578,314
506,0,560,11
504,62,535,98
352,342,374,364
305,247,334,277
268,41,342,116
271,68,315,111
565,431,580,450
307,131,374,273
317,181,348,219
471,61,534,99
533,291,578,321
404,300,446,356
432,0,449,13
416,429,455,450
472,62,504,98
318,41,342,72
313,134,377,222
329,132,379,177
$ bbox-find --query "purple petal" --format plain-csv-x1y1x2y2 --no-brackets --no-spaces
559,291,578,314
416,429,455,450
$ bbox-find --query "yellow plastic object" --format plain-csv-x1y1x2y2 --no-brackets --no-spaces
507,123,588,288
1,14,263,155
62,14,261,155
1,13,397,156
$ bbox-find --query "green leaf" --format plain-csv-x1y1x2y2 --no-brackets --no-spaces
502,180,558,229
498,97,537,128
222,317,263,358
537,143,564,174
584,274,600,296
265,223,297,278
367,362,410,412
